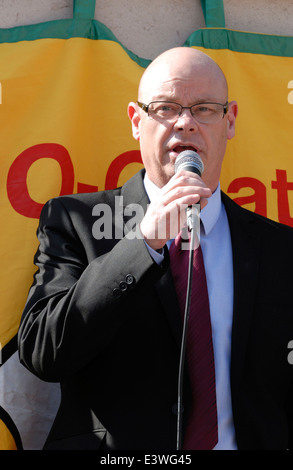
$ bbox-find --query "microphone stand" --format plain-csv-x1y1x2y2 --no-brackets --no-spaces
176,204,200,451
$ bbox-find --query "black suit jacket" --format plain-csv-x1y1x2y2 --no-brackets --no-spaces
18,169,293,450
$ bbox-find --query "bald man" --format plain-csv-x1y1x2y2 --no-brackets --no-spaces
18,47,293,450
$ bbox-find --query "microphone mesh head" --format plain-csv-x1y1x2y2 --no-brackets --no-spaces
174,150,204,176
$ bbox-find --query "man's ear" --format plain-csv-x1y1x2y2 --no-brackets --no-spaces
128,102,141,141
227,100,238,140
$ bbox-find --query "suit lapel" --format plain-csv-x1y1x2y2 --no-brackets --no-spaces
121,169,150,217
121,170,183,349
154,252,184,349
222,193,262,406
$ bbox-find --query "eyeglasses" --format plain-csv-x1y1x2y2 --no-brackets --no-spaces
137,100,229,124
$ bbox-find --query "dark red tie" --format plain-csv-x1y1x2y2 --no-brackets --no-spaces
169,231,218,450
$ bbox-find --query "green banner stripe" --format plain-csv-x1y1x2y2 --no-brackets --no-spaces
73,0,96,20
0,19,102,43
201,0,225,28
0,18,150,68
0,18,292,68
185,28,293,58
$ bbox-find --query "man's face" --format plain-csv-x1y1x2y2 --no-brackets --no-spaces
128,51,237,192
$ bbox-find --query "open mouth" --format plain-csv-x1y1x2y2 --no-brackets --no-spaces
172,145,198,155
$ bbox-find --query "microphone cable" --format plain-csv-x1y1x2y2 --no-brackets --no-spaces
176,222,198,450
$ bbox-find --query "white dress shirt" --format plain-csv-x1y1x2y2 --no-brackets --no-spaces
143,173,237,450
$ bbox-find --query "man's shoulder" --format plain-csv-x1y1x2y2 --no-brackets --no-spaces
221,191,293,236
55,185,122,205
40,187,121,223
39,170,147,225
45,170,146,211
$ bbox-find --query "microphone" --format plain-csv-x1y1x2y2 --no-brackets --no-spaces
174,149,204,176
174,150,204,231
174,149,205,450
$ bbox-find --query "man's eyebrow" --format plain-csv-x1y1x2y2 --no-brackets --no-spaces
147,95,226,103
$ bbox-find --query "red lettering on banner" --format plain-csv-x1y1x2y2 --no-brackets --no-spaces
77,151,142,193
271,169,293,226
105,150,142,190
77,182,98,193
7,143,74,218
227,177,267,217
6,144,293,228
6,146,142,219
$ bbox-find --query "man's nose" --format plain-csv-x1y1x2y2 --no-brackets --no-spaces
174,108,199,132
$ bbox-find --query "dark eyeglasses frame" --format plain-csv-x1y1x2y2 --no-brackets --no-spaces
137,100,229,120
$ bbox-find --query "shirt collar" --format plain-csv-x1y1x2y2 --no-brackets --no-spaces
143,172,161,202
200,182,222,235
143,172,221,236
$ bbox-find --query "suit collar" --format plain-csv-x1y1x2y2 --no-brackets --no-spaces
121,169,149,212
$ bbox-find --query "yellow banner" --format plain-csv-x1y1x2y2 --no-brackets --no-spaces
1,38,145,351
1,33,293,357
0,420,17,450
203,47,293,224
1,0,292,450
1,38,293,354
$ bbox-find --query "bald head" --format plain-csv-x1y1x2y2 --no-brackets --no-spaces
138,47,228,103
128,46,237,191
